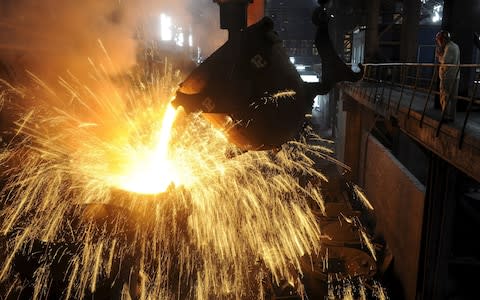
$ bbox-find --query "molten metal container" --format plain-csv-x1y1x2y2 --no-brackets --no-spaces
173,17,309,150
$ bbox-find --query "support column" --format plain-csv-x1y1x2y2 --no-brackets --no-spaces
382,0,396,24
417,154,457,299
342,94,362,182
247,0,264,25
400,0,421,62
365,0,380,62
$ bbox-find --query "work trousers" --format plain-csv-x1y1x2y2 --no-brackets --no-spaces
439,77,459,120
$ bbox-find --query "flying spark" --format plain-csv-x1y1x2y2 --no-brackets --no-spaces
0,61,329,299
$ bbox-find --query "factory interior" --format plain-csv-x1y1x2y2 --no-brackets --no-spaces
0,0,479,299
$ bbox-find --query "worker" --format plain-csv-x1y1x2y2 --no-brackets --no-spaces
435,30,460,122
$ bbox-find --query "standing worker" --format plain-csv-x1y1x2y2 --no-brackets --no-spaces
435,30,460,122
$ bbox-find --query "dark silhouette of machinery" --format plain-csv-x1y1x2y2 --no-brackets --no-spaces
173,0,363,150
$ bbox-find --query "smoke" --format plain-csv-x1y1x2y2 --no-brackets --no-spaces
0,0,227,141
0,0,224,83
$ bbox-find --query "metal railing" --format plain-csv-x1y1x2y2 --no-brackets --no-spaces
347,63,480,149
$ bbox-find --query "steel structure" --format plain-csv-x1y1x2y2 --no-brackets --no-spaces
348,63,480,148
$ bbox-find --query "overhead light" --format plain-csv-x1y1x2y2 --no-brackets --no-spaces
176,31,184,47
431,4,443,23
160,13,172,41
295,64,306,71
301,75,319,83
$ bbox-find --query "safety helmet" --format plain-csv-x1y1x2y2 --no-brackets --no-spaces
436,30,451,43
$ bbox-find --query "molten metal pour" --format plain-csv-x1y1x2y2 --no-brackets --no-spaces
0,1,381,299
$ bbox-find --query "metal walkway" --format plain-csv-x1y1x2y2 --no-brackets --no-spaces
341,63,480,182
